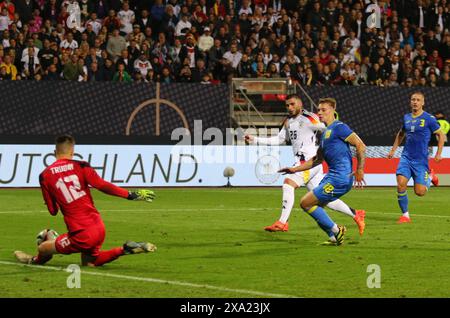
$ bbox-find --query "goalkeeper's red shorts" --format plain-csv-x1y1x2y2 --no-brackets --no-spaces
55,224,105,257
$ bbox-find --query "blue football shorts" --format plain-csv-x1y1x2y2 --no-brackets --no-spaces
313,173,354,204
396,157,430,187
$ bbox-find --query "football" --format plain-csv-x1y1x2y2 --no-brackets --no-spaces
36,229,59,246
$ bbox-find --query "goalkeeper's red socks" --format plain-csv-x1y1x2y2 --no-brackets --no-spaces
32,253,53,265
93,247,124,266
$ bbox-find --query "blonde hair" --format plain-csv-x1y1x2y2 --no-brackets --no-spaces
318,97,337,108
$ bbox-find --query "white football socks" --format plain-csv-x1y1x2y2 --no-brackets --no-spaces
331,224,339,234
279,184,295,223
326,199,355,218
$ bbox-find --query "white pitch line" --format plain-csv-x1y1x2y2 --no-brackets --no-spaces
0,208,267,214
1,208,450,219
369,211,450,219
0,260,297,298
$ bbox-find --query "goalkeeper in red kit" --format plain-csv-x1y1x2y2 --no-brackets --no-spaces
14,135,157,267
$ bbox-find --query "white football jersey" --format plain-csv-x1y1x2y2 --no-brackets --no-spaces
285,110,326,162
254,110,326,162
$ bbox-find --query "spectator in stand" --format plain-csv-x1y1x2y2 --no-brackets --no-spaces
207,37,223,73
86,12,102,35
0,54,17,80
0,0,447,85
428,49,444,69
175,12,192,38
215,25,230,49
106,28,126,63
198,27,213,53
136,9,151,33
87,60,104,81
77,57,88,81
222,42,242,77
117,1,134,36
103,9,121,33
127,24,145,47
150,53,163,75
83,46,97,67
0,0,15,21
116,48,133,74
60,31,78,54
133,52,152,78
0,7,11,31
145,68,156,82
28,9,42,33
211,0,227,19
160,5,178,41
42,0,59,24
159,65,175,83
191,58,208,82
238,53,255,78
14,0,34,24
266,62,280,78
113,61,131,82
101,58,115,81
43,63,60,80
179,33,202,69
152,32,169,63
62,53,83,81
127,38,140,61
151,0,165,35
438,71,450,86
178,63,192,82
38,38,57,71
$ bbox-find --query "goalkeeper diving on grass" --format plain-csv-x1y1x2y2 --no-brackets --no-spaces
14,135,157,267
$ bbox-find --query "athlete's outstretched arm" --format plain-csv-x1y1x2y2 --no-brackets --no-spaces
278,147,324,174
388,129,405,159
85,166,130,198
84,164,155,202
245,121,288,145
346,132,366,187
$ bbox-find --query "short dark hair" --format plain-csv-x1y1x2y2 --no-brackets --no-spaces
318,97,337,108
286,94,301,101
55,135,75,155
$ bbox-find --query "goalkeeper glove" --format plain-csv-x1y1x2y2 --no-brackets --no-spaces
127,189,156,202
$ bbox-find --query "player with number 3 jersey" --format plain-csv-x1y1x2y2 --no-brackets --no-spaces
388,92,445,223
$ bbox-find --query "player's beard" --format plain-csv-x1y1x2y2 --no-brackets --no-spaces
288,109,301,118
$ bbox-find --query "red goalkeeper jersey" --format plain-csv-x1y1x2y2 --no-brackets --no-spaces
39,159,129,233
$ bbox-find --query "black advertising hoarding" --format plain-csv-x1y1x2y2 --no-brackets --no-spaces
298,86,449,144
0,82,229,144
0,82,448,145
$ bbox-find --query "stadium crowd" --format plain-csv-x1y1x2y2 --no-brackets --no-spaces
0,0,449,86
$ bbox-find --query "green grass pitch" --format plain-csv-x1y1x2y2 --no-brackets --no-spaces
1,187,450,298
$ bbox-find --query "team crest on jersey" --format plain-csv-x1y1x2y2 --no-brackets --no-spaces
324,130,332,139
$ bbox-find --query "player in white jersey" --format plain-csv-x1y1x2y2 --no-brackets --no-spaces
245,94,365,235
